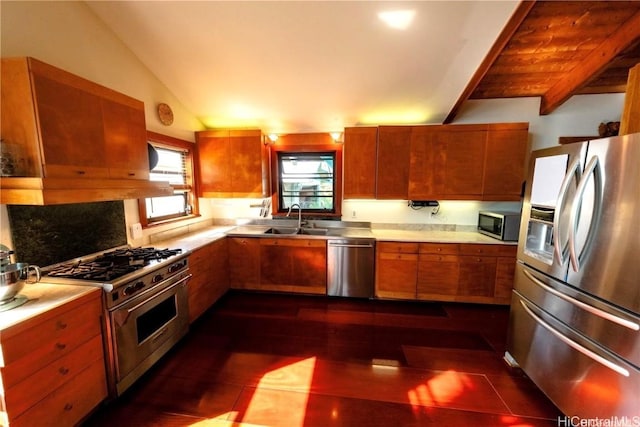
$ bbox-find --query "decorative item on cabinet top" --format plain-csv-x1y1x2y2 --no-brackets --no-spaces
0,57,174,205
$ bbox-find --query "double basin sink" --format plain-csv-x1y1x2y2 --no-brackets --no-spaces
264,227,330,236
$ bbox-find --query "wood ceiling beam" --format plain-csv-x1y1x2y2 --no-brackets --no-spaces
443,1,536,124
540,10,640,115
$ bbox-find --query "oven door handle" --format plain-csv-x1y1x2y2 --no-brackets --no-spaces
113,274,191,327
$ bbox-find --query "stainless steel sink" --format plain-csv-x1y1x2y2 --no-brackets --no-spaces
263,227,299,235
299,228,329,235
263,227,329,236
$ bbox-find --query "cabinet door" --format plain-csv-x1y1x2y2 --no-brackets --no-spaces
197,131,231,196
408,126,445,199
230,130,266,197
228,237,260,289
440,128,486,198
495,256,516,302
482,125,528,200
375,252,417,299
343,127,377,198
32,74,108,179
417,254,460,298
209,238,230,302
102,99,149,180
376,126,412,199
457,255,497,297
260,238,326,294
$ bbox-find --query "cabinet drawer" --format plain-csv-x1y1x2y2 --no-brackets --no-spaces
419,254,459,263
11,358,107,427
459,244,503,256
419,243,459,254
377,242,419,253
4,335,104,418
378,252,418,261
1,296,102,387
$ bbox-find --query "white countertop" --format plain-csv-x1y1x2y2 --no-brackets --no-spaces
0,282,100,331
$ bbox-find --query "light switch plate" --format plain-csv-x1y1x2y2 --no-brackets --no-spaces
130,223,143,240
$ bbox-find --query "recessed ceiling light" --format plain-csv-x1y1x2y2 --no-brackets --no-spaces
378,10,416,30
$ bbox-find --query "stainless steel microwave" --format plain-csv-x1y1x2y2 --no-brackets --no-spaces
477,211,521,241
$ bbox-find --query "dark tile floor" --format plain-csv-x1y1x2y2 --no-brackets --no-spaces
84,291,562,426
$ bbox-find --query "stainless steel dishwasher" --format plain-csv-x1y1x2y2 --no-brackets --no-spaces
327,238,375,298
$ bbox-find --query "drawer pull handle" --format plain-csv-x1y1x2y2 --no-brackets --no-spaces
56,342,66,350
57,321,67,329
128,172,135,176
77,170,86,175
64,403,73,411
59,367,70,375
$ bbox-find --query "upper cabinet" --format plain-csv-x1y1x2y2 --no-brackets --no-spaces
344,122,528,202
0,57,172,205
376,126,412,199
195,129,268,198
343,127,377,199
482,123,529,200
409,123,528,201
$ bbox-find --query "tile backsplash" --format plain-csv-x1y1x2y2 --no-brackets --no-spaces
7,201,127,267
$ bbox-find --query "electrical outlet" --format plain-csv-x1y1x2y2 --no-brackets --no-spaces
130,223,143,239
352,210,357,218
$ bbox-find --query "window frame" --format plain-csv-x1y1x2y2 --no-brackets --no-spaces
270,133,343,218
138,131,200,228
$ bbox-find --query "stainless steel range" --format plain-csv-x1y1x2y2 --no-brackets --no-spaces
42,245,191,397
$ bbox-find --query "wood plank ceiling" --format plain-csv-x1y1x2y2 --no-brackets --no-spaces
446,0,640,123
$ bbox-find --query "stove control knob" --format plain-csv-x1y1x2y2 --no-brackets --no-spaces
152,274,164,284
123,285,136,296
134,281,145,291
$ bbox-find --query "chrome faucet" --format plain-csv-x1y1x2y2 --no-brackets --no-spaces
287,203,303,230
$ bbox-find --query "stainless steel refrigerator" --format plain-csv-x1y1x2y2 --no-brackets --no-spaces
505,133,640,418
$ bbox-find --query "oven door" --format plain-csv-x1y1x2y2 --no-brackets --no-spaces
111,273,190,394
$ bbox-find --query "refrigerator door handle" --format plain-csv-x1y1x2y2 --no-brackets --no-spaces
553,157,582,265
523,269,640,331
568,155,604,272
519,299,630,377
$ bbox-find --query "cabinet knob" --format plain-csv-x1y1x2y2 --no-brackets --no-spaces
128,172,135,176
64,403,73,411
56,320,67,329
59,366,70,375
55,342,66,350
436,248,442,252
477,258,481,262
76,170,86,175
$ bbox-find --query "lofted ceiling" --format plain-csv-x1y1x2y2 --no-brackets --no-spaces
86,1,640,134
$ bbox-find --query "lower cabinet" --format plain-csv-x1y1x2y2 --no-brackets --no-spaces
376,241,516,304
0,289,107,426
188,238,229,323
228,237,327,295
375,242,418,299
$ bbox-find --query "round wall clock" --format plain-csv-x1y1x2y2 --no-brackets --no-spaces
157,103,174,126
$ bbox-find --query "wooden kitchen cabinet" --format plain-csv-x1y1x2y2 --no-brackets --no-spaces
0,289,107,426
1,57,149,180
0,57,173,205
376,240,516,305
343,126,378,199
228,237,261,289
188,238,229,323
482,123,528,200
376,126,412,199
375,242,418,299
408,122,528,201
196,129,268,198
259,238,327,295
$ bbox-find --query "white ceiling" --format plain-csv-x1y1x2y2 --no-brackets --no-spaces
86,1,520,134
